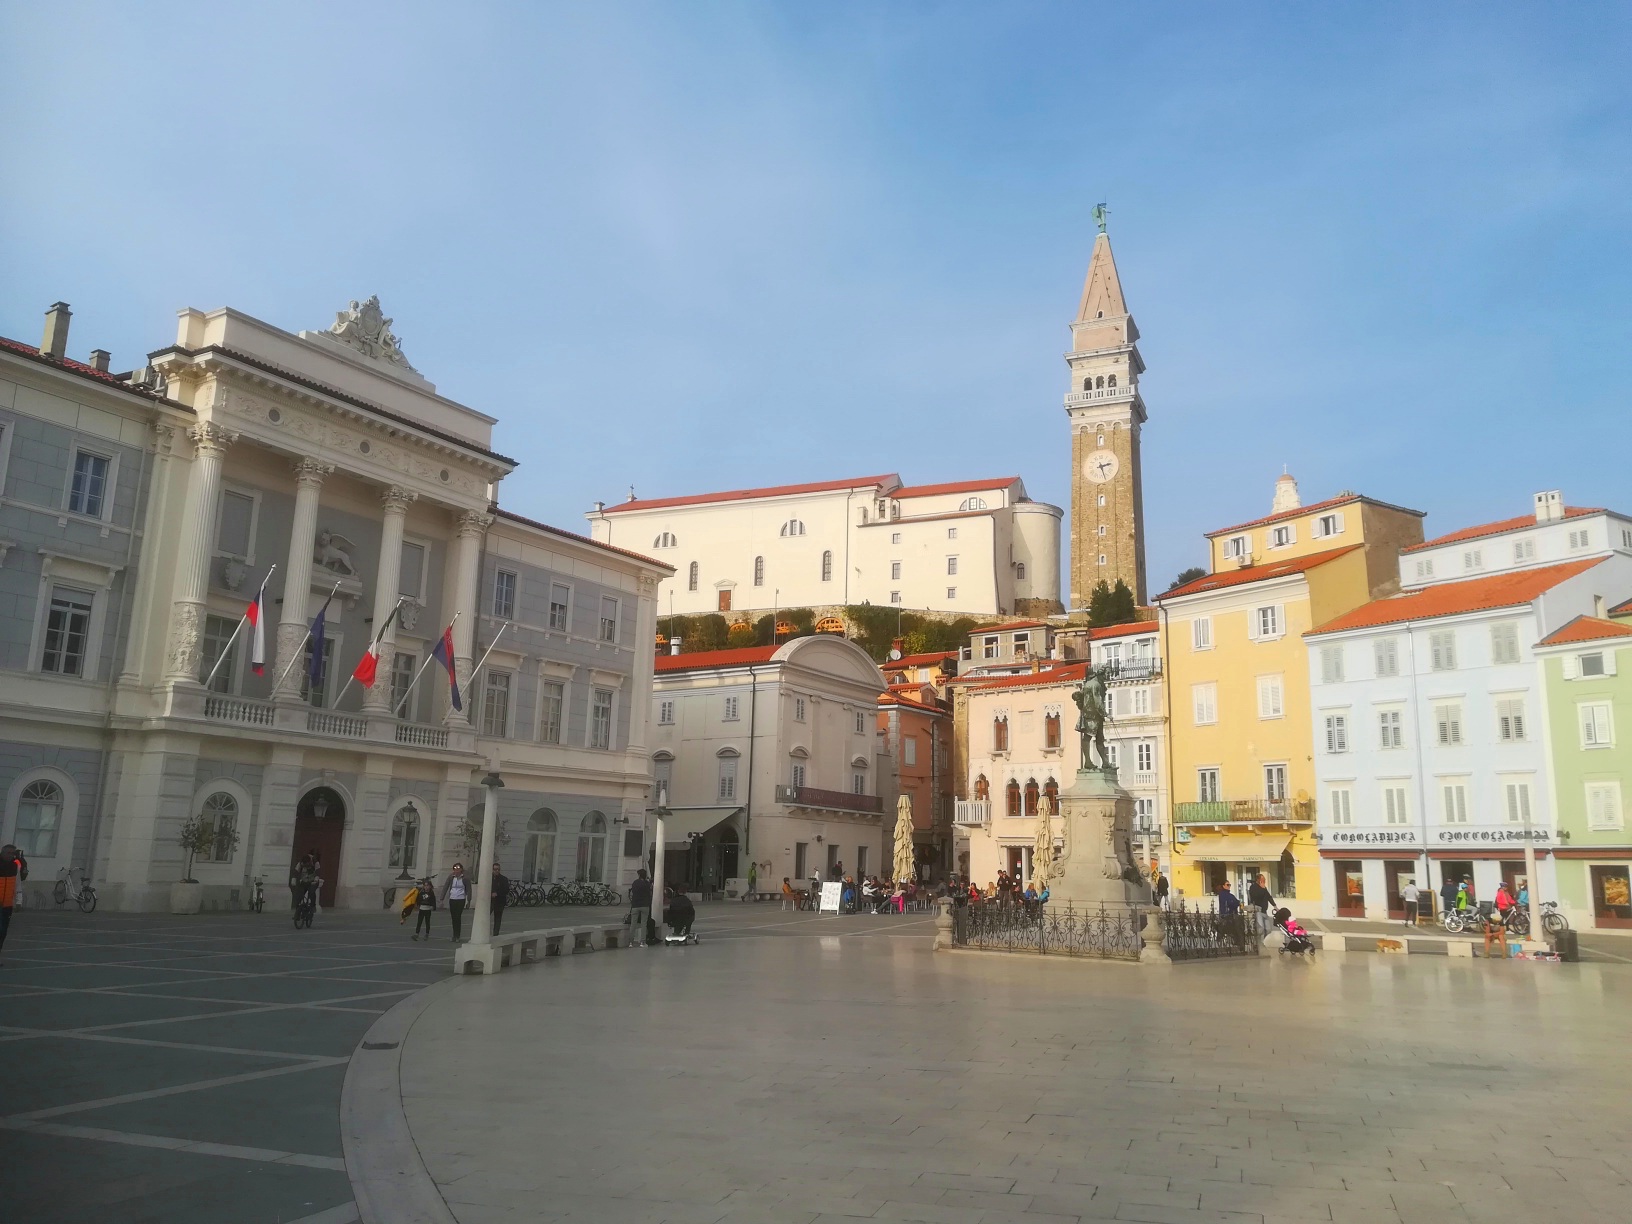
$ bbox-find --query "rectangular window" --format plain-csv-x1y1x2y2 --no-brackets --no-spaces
1223,535,1248,559
1442,782,1469,824
1587,782,1624,832
41,586,94,676
1136,741,1154,772
1579,652,1607,677
658,699,675,725
1132,687,1151,715
1264,764,1287,802
855,710,866,734
1257,674,1284,720
1320,645,1344,684
590,688,613,749
399,541,426,600
1463,549,1483,572
793,697,806,722
391,650,417,716
1378,708,1404,748
1503,780,1531,824
200,613,238,693
1104,690,1116,719
481,671,512,737
68,450,110,517
1513,539,1535,563
718,757,738,801
890,591,902,604
890,532,901,545
1374,637,1400,677
1434,702,1463,746
1429,630,1457,671
982,635,999,659
1568,528,1590,550
539,679,564,743
1192,683,1217,726
1490,622,1520,665
791,762,806,788
794,842,808,878
492,570,517,619
1044,711,1061,748
1415,559,1434,579
904,736,917,766
1496,697,1526,742
1197,768,1220,803
1255,606,1282,639
946,556,958,576
723,695,740,721
948,527,958,539
946,587,957,600
1012,633,1030,657
598,596,619,642
1580,701,1614,748
1192,617,1212,650
1330,787,1353,825
1316,512,1343,537
216,489,255,558
1270,525,1293,548
1384,785,1409,825
548,583,570,631
1324,713,1349,753
891,561,902,580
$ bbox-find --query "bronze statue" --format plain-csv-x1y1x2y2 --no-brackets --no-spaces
1072,667,1112,773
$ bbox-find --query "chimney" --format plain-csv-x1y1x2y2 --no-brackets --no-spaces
41,302,72,360
669,637,682,656
1534,490,1564,524
1594,595,1607,619
1272,469,1301,514
88,349,111,374
593,501,606,513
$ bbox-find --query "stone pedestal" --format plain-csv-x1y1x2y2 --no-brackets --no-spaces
1050,767,1145,908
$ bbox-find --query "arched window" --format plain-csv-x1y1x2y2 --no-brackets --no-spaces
1044,777,1059,809
1096,376,1105,389
196,791,239,863
1043,711,1061,749
388,803,420,871
1005,779,1022,819
16,778,64,857
687,561,699,592
523,808,557,882
992,715,1009,752
1024,779,1040,818
653,531,677,549
1082,377,1091,391
821,550,832,582
974,774,990,801
753,556,765,586
779,519,805,537
1107,374,1117,387
576,811,607,883
1015,562,1027,581
958,496,987,512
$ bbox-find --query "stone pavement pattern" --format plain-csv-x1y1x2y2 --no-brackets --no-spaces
398,909,1632,1224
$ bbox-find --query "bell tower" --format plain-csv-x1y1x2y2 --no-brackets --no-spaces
1066,224,1148,607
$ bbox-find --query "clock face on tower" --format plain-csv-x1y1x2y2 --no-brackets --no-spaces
1082,448,1121,484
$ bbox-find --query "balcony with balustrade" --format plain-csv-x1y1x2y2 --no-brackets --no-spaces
1174,797,1316,827
775,784,883,816
953,800,991,827
199,692,468,753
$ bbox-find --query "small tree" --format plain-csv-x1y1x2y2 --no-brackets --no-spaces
177,814,238,883
1108,579,1138,624
459,816,511,865
1171,566,1207,590
1086,580,1114,627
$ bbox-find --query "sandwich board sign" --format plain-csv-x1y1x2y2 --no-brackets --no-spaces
819,881,842,913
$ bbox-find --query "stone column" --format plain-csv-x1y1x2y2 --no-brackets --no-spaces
443,510,491,726
362,486,417,714
165,422,237,682
273,459,333,700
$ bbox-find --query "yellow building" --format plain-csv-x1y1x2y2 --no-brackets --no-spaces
1156,477,1424,906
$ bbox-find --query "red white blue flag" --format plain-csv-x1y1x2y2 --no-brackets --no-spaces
245,574,269,675
430,623,462,711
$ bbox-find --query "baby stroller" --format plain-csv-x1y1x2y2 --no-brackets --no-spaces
662,890,698,946
1273,907,1315,956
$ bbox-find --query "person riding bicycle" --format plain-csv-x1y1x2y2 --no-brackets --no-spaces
292,857,321,918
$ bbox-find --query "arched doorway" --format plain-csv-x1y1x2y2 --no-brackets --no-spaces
293,786,346,908
716,826,740,883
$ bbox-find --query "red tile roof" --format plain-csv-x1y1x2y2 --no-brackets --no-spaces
891,477,1019,500
598,474,899,515
1088,619,1158,640
1157,545,1363,602
1308,558,1605,636
878,685,946,712
976,619,1050,632
882,650,960,670
1612,597,1632,617
0,334,174,400
655,645,781,673
1205,493,1423,538
1536,615,1632,648
966,662,1088,693
493,508,672,570
1402,506,1606,553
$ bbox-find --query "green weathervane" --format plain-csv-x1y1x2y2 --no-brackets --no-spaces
1092,202,1110,233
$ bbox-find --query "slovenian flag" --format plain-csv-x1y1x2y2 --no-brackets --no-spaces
430,623,462,711
351,602,402,689
246,574,269,675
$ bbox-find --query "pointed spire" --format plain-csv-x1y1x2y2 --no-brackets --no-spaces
1074,232,1128,323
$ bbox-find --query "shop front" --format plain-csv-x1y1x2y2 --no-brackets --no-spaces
1177,830,1294,906
1553,850,1632,930
1315,831,1424,920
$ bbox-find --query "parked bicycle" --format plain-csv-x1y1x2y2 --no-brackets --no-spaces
53,866,98,913
1540,900,1570,935
543,880,623,906
248,875,265,914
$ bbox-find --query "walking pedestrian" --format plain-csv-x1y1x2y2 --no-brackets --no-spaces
1247,874,1275,940
440,863,470,941
1217,881,1241,916
1153,869,1170,910
1439,875,1458,922
0,843,28,963
411,875,436,940
629,869,653,946
489,862,509,936
1402,879,1420,927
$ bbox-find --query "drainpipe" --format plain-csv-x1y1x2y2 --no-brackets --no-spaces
744,664,759,866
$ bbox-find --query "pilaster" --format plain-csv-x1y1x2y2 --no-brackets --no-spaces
273,459,333,701
164,423,237,682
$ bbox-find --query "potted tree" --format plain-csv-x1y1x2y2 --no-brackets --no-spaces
172,814,238,914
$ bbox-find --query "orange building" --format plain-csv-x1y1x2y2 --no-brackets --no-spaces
878,683,955,880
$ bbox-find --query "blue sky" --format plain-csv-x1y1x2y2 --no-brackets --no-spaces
3,2,1628,597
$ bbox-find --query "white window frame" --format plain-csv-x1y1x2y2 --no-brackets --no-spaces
717,751,739,801
1434,702,1464,747
890,560,902,581
1441,780,1470,824
1192,683,1218,726
213,483,261,566
722,694,740,721
399,535,432,604
1373,636,1400,677
36,582,98,680
855,709,867,735
548,582,572,632
65,445,118,522
1586,781,1624,832
598,595,620,643
1256,674,1284,720
589,687,615,750
1135,741,1154,772
1383,784,1409,826
1378,707,1404,749
1429,630,1457,672
1319,645,1344,684
1253,605,1283,641
1191,617,1212,651
1222,534,1249,560
481,669,513,738
1502,777,1533,825
538,675,567,744
946,587,957,600
1490,621,1521,666
1579,701,1614,749
658,699,675,726
186,778,254,877
1314,512,1344,538
1513,539,1535,563
492,569,518,620
946,556,958,576
1495,696,1526,743
1329,786,1353,825
1197,767,1220,803
1269,524,1294,549
4,767,79,865
1324,713,1349,753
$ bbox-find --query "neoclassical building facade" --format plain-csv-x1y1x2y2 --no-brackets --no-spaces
0,299,668,910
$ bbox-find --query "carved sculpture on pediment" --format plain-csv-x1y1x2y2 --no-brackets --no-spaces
314,529,359,577
327,296,418,373
398,599,422,632
220,558,247,593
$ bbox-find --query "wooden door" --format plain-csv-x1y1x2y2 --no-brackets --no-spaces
292,788,345,908
718,589,731,611
1335,860,1365,916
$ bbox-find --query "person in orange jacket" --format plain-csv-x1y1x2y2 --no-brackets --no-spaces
0,843,28,963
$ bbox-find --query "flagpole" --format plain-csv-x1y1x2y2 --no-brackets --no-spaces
468,621,511,686
332,595,406,710
202,566,276,692
394,610,461,719
272,579,343,697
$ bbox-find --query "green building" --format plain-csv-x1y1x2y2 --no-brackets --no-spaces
1536,598,1632,929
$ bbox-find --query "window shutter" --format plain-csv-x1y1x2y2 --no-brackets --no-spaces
1605,651,1620,676
1562,655,1578,680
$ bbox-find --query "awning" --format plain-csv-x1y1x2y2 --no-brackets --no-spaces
655,806,742,842
1177,832,1292,863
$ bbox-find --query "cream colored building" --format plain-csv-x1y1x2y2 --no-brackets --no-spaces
586,474,1062,620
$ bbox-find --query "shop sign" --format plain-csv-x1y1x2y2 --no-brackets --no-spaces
1316,830,1419,846
1436,828,1553,844
1175,828,1193,844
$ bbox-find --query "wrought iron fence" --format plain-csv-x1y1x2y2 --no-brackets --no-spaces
1161,903,1258,961
952,901,1144,960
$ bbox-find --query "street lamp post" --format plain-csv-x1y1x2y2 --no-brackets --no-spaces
650,787,669,937
468,770,504,945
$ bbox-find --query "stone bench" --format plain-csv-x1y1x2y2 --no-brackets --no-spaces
454,921,631,975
